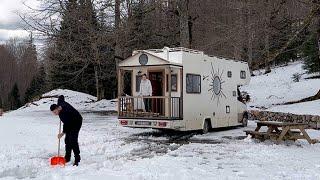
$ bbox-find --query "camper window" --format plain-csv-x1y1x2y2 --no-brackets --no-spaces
166,74,177,92
240,71,246,79
227,71,232,78
226,106,230,113
186,74,201,93
233,91,236,97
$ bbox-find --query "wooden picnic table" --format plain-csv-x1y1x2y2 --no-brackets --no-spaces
244,121,317,144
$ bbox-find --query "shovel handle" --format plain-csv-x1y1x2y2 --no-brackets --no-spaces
58,120,62,157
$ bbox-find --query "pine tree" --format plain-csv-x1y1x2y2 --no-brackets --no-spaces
24,64,46,103
48,0,82,91
8,83,21,110
19,34,38,101
303,33,320,74
48,0,101,97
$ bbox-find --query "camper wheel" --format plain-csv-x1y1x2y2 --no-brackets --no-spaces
242,112,248,127
202,119,211,134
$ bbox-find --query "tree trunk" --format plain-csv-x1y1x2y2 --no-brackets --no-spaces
248,31,254,74
316,10,320,61
178,0,191,48
264,29,271,73
115,0,121,60
114,0,121,100
94,65,101,100
264,0,271,74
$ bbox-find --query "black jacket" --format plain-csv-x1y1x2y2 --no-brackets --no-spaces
58,101,82,133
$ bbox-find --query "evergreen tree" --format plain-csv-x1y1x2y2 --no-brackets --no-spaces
48,0,102,97
24,64,47,103
303,33,320,74
48,0,82,91
19,34,38,101
8,83,21,110
127,2,153,50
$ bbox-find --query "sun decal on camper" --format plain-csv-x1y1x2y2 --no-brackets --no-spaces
208,62,226,104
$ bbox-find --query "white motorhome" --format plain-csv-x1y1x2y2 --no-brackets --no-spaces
117,47,250,133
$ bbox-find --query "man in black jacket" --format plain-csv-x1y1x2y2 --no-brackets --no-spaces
50,96,82,166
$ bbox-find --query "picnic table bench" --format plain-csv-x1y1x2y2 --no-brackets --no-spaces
244,121,317,144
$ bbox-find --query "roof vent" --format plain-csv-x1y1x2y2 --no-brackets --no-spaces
163,47,170,60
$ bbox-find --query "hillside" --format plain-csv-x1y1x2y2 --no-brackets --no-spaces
241,61,320,115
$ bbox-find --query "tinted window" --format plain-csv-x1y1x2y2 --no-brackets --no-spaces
226,106,230,113
166,74,177,92
240,71,246,79
186,74,201,93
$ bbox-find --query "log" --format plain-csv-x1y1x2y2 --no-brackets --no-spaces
40,95,60,99
283,90,320,105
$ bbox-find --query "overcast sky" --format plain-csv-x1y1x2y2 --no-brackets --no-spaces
0,0,39,44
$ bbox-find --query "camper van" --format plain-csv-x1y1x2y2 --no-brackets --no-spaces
117,47,250,133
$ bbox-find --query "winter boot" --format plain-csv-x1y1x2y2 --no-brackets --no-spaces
73,155,81,166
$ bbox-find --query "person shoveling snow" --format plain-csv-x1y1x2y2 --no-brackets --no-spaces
50,95,83,166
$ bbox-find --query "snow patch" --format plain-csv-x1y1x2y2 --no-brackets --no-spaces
242,61,320,115
17,89,116,113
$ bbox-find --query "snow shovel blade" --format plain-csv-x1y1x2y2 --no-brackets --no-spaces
50,156,66,166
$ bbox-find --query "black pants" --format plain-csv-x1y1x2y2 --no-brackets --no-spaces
65,130,80,161
143,98,151,112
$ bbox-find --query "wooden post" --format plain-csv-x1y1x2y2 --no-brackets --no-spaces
254,124,262,132
299,126,314,144
168,66,172,118
117,68,122,115
277,126,290,144
0,108,3,116
180,67,183,119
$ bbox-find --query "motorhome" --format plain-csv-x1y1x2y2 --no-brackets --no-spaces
117,47,250,133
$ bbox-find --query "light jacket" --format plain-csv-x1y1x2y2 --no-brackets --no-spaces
139,79,152,96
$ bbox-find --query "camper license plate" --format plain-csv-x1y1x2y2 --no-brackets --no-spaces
135,121,151,126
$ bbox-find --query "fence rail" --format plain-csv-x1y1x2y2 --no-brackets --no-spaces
118,96,182,119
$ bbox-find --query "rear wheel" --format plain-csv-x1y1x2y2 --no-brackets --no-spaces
202,120,211,134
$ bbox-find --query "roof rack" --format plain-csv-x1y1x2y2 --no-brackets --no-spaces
143,47,204,54
136,47,248,63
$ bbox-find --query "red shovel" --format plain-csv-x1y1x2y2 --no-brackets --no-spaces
50,120,66,166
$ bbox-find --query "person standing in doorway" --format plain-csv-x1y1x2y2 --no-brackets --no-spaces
139,73,153,112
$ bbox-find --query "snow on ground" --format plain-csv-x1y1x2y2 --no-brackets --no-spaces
1,87,320,179
1,63,320,179
241,61,320,115
1,109,320,180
